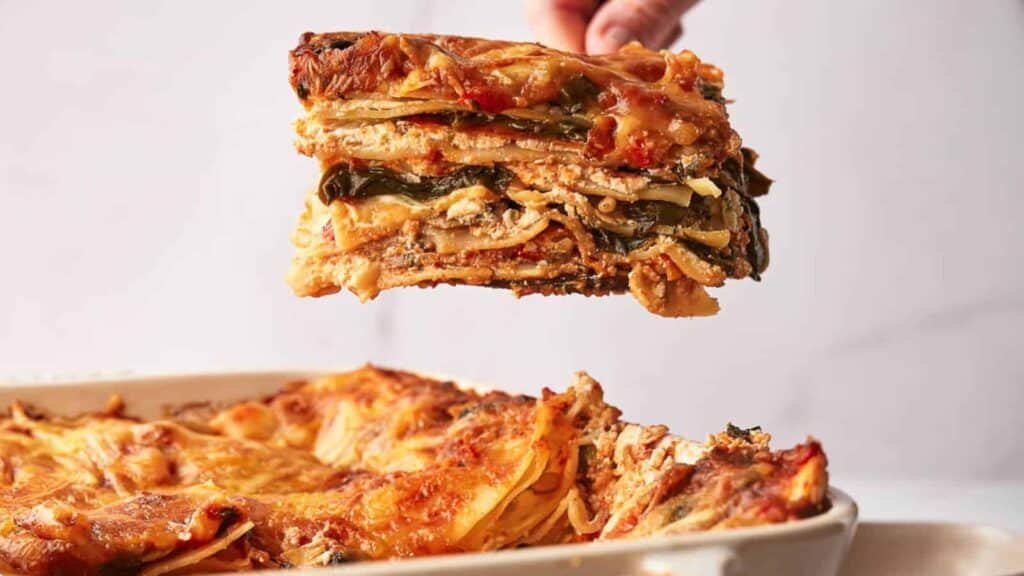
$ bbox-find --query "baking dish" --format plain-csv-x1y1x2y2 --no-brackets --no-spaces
0,370,858,576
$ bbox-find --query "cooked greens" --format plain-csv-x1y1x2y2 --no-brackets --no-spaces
623,199,710,233
437,111,592,142
318,159,766,282
555,74,601,114
319,164,514,205
726,424,762,442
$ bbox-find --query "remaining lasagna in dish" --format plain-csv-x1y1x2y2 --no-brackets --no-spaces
0,367,828,574
287,32,772,316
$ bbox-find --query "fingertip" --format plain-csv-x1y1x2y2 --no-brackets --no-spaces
525,0,597,53
657,23,684,50
583,0,697,54
585,24,635,55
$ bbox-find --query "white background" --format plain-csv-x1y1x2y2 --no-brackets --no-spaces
1,0,1022,493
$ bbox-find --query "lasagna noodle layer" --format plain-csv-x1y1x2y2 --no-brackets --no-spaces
310,172,740,265
1,367,829,574
296,114,722,176
0,371,580,573
290,32,739,170
288,183,730,316
297,118,733,223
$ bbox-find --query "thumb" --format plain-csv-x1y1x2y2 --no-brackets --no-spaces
584,0,699,54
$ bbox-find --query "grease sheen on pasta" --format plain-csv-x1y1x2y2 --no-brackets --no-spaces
0,367,828,574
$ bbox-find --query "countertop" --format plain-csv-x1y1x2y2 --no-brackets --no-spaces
837,478,1024,534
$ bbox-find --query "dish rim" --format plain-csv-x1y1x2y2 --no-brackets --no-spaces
0,368,858,571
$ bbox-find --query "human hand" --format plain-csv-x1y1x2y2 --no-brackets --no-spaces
525,0,699,54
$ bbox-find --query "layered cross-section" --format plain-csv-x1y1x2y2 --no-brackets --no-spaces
287,32,771,316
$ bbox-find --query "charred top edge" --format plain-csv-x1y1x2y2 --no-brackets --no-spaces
288,30,727,106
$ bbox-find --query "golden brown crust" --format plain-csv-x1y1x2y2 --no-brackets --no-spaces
289,31,738,170
0,367,827,574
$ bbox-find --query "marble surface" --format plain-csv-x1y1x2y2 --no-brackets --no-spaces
837,478,1024,535
0,0,1022,483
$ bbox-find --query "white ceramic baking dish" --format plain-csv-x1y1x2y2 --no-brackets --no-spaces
0,370,859,576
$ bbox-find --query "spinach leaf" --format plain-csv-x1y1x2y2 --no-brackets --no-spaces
590,228,652,255
442,111,592,142
698,81,724,103
318,164,515,205
726,423,762,442
556,74,601,114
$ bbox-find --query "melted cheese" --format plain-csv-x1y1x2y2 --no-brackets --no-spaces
312,98,468,121
294,180,736,317
297,118,582,166
292,32,740,170
327,185,499,251
1,367,829,574
424,212,550,255
684,177,722,198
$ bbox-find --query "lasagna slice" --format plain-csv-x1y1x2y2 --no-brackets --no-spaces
287,32,772,317
0,367,828,574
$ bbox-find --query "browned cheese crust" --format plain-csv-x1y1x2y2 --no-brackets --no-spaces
0,367,827,575
290,31,737,170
